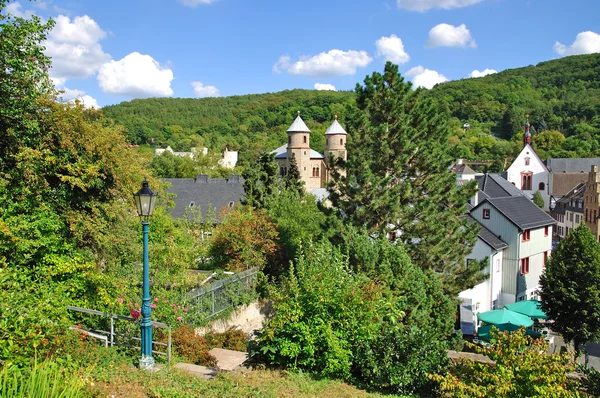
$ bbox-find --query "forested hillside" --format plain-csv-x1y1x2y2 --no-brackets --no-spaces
102,90,354,165
103,53,600,168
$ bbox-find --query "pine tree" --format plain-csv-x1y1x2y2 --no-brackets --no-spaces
328,62,482,296
241,152,280,208
283,155,305,196
540,225,600,353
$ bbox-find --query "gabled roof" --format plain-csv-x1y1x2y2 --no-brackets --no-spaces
324,119,347,136
545,158,600,173
287,115,311,133
472,196,555,231
475,173,525,199
468,216,508,250
556,182,586,205
272,144,324,159
511,144,549,172
163,175,245,221
550,172,589,196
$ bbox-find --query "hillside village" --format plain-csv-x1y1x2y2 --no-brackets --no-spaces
4,0,600,397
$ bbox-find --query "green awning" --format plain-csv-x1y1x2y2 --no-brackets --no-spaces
477,309,534,327
477,324,542,342
504,300,548,320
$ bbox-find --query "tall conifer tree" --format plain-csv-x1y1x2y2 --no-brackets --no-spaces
329,62,482,296
283,155,305,197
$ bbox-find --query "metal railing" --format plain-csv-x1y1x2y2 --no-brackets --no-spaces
186,267,258,318
67,306,172,364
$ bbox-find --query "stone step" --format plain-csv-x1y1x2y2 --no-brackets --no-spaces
209,348,248,371
173,363,218,379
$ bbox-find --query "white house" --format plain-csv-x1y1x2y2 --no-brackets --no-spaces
505,122,550,210
470,196,554,304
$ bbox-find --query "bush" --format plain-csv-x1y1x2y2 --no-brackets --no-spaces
171,325,217,367
252,239,453,395
205,328,248,352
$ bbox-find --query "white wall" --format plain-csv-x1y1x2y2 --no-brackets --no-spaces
506,144,550,210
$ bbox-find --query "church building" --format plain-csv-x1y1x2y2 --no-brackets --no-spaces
272,113,347,192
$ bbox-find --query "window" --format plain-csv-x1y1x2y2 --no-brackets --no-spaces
326,139,329,145
595,210,598,223
303,136,307,144
544,226,549,236
522,229,531,241
189,201,195,207
340,138,343,145
495,258,500,273
539,182,545,191
576,215,580,223
312,167,320,177
586,209,589,222
228,201,235,208
388,231,397,241
524,157,530,166
288,136,291,145
304,151,307,155
543,251,548,268
521,172,532,190
570,213,574,222
483,208,490,219
521,257,530,275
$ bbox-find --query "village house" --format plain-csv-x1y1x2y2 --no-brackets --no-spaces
584,165,600,242
551,182,585,239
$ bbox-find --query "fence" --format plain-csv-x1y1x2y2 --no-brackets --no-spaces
186,267,258,318
67,306,172,364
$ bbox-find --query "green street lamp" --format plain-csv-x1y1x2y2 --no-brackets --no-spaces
133,178,158,370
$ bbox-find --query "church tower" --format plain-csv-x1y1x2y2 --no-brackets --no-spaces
286,112,311,183
324,116,348,178
523,119,531,147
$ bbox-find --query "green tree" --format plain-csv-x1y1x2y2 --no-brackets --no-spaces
283,155,305,196
241,153,280,208
532,190,545,208
329,62,482,296
540,225,600,353
430,328,577,397
500,105,526,140
533,129,566,152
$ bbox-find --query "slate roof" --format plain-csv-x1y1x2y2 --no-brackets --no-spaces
553,182,586,214
272,144,325,159
287,115,311,132
475,173,525,199
324,119,348,136
545,158,600,173
468,216,508,250
163,175,245,220
452,163,476,175
475,196,555,231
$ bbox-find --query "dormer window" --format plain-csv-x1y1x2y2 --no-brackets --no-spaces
483,208,490,219
228,201,235,208
189,202,195,207
524,157,530,166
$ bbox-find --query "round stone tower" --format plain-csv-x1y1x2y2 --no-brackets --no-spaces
286,112,311,181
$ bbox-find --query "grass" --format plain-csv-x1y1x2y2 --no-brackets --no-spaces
87,364,392,398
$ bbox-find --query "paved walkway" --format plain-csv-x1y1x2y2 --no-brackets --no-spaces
209,348,248,371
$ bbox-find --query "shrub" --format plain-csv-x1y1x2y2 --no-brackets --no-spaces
171,325,216,367
205,328,248,352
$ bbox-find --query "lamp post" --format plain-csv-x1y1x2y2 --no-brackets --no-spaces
133,178,158,370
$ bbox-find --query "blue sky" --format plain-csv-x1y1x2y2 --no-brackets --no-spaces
5,0,600,107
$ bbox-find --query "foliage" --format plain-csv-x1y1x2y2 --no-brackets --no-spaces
0,359,87,398
429,328,577,398
241,152,280,208
208,206,280,271
329,62,483,296
252,238,453,395
283,155,305,196
578,365,600,397
102,90,355,167
205,328,248,352
540,224,600,352
532,190,545,208
149,150,242,178
171,325,217,367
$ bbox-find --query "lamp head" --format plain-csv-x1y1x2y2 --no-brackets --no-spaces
134,178,157,219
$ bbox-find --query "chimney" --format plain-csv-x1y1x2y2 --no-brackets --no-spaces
227,174,240,183
196,174,209,183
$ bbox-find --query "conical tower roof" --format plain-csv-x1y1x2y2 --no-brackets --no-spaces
287,113,311,133
324,118,347,136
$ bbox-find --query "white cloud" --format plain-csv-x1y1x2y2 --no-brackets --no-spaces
180,0,214,5
375,34,410,64
469,68,497,78
98,52,174,97
427,23,476,48
5,2,35,18
191,81,220,97
44,15,111,84
554,31,600,56
397,0,483,12
60,87,99,109
405,66,448,89
273,49,372,77
314,83,337,91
